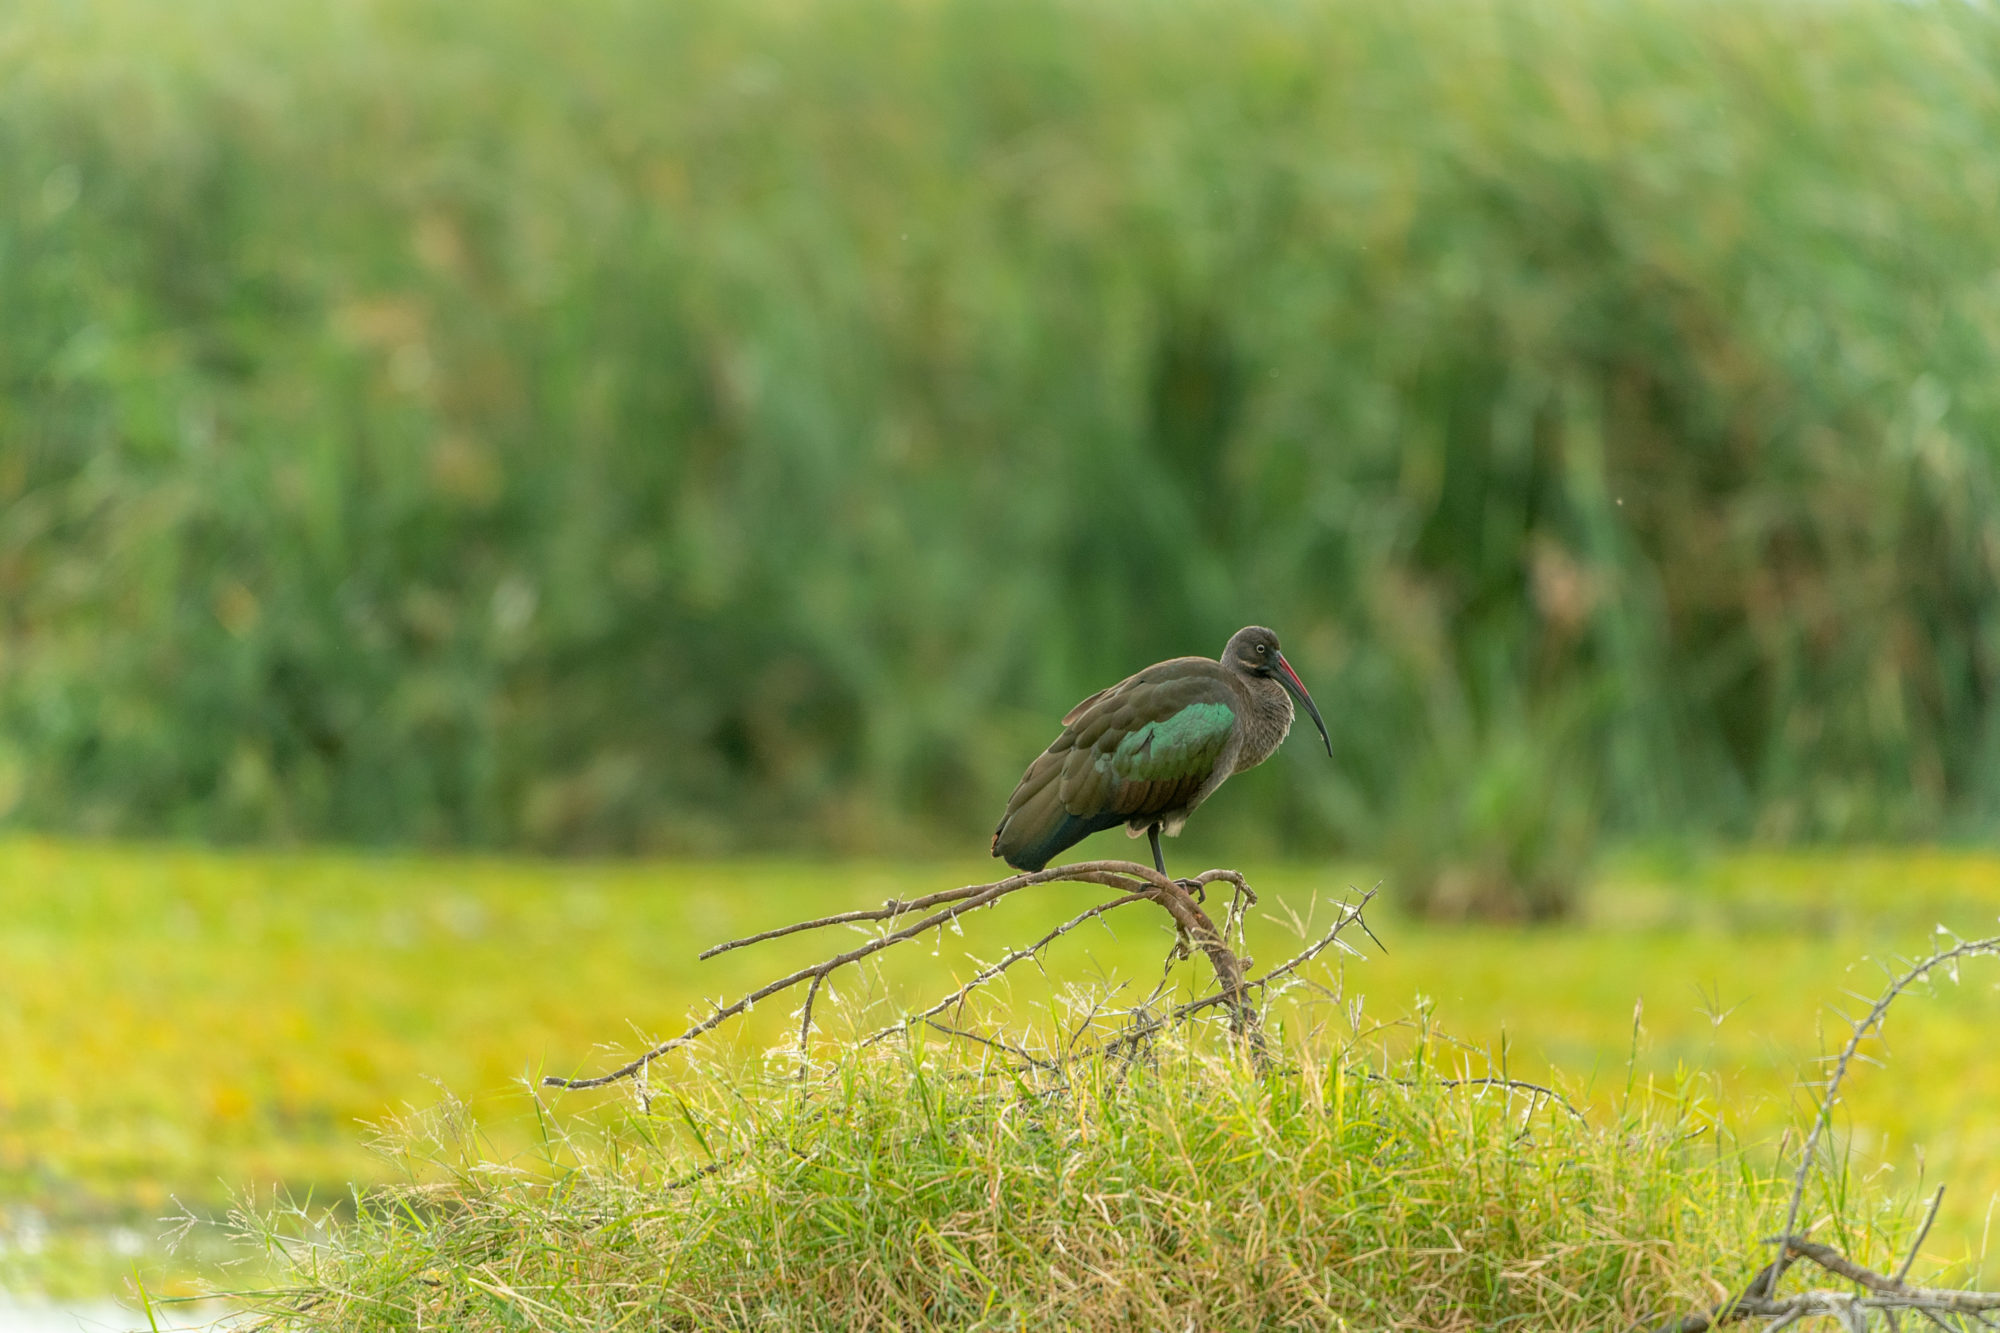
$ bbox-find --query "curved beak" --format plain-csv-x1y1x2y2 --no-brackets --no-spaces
1273,651,1333,757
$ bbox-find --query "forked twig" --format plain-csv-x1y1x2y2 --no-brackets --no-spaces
859,890,1155,1049
1894,1187,1947,1287
543,877,1017,1088
697,882,1000,960
1654,1234,2000,1331
1653,934,2000,1332
543,860,1289,1090
1426,1074,1583,1120
1777,938,2000,1252
1078,886,1381,1063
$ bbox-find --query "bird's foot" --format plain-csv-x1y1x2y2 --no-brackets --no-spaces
1173,878,1207,904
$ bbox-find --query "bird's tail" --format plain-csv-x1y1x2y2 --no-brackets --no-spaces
992,764,1121,872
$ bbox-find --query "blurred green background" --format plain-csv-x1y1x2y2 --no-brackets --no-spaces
5,0,2000,894
11,0,2000,1303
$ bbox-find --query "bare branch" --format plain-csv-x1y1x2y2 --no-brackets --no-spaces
1079,887,1382,1063
698,882,1001,959
542,860,1261,1090
1652,1232,2000,1331
913,1020,1058,1072
1896,1187,1947,1287
859,890,1155,1049
1654,933,2000,1332
1144,868,1261,1046
696,860,1164,961
1243,886,1382,993
544,877,1029,1088
1779,937,2000,1254
795,974,824,1077
1428,1075,1583,1120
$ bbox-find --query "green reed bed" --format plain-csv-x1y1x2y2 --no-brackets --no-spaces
5,0,2000,881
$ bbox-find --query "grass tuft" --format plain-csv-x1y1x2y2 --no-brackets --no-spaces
247,1013,1830,1332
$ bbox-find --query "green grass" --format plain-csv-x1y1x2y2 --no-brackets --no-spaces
7,837,2000,1307
246,1026,1806,1332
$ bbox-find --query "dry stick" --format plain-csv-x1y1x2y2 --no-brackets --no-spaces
1086,887,1380,1062
545,861,1171,1090
859,890,1156,1049
1173,887,1380,1021
1074,889,1565,1117
1424,1074,1583,1120
885,862,1269,1053
1245,886,1382,989
915,1020,1059,1072
1140,864,1261,1045
1209,869,1257,952
1653,934,2000,1333
1750,1236,2000,1324
1776,937,2000,1256
542,879,1019,1089
699,860,1172,961
1894,1187,1947,1287
698,881,1001,960
794,974,824,1073
893,864,1267,1057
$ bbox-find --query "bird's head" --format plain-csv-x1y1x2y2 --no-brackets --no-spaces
1225,626,1332,757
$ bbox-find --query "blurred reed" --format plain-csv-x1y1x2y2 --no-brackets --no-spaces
3,0,1999,904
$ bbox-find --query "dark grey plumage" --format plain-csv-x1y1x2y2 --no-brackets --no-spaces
991,626,1330,874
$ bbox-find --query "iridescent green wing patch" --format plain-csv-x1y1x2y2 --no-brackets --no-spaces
1101,701,1234,783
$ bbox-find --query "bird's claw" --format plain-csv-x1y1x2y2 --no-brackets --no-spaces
1173,878,1207,904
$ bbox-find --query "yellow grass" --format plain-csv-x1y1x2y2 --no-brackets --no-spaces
3,837,1998,1297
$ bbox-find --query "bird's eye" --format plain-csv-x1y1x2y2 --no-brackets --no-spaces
1256,644,1267,655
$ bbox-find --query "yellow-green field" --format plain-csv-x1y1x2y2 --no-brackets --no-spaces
4,837,2000,1298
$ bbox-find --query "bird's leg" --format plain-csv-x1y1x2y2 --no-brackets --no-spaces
1148,823,1206,904
1148,824,1197,958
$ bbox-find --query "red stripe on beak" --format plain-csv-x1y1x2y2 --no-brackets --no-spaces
1274,651,1333,757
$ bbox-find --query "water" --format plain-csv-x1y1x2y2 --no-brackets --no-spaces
0,1300,240,1333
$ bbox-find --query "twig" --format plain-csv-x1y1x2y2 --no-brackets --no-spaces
1428,1074,1583,1120
1215,871,1256,955
543,878,1021,1088
700,861,1174,963
859,890,1155,1049
1244,886,1382,992
543,860,1256,1089
698,881,1004,960
1143,868,1262,1047
914,1020,1059,1072
1651,1231,2000,1331
1653,933,2000,1332
795,974,824,1078
1777,937,2000,1261
1895,1187,1947,1287
1082,887,1381,1062
1173,887,1380,1020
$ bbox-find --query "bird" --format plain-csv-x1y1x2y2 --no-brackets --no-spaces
991,626,1331,879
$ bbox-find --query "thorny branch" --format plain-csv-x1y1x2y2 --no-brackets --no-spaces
1776,938,2000,1257
1075,886,1381,1064
856,890,1156,1050
1653,1233,2000,1331
1652,933,2000,1332
543,861,1351,1091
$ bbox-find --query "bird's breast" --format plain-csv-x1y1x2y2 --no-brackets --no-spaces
1232,684,1295,773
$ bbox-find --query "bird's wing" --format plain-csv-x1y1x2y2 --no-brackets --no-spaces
991,663,1239,870
1060,685,1113,727
1052,670,1237,820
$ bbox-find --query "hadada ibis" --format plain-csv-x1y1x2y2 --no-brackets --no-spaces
991,626,1331,877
